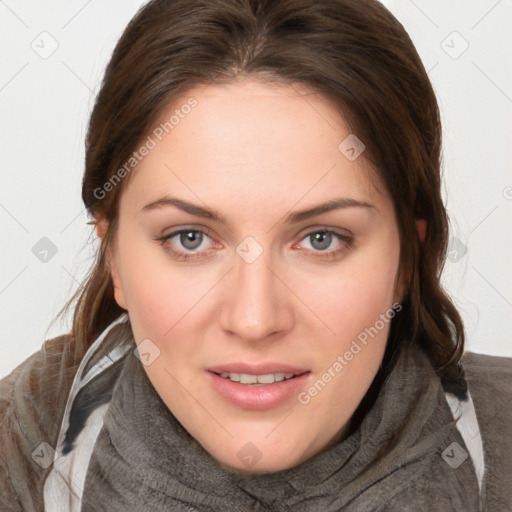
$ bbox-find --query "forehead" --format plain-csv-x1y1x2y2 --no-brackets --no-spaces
120,79,388,218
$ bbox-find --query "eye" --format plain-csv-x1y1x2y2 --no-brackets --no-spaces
155,227,354,262
156,228,216,261
294,229,354,260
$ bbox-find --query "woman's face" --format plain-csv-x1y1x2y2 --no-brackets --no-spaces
103,79,403,474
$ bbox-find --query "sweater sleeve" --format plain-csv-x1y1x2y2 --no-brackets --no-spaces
462,350,512,511
0,334,80,512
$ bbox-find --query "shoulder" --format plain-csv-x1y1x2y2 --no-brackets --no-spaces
0,333,81,511
461,350,512,508
0,333,81,434
461,349,512,425
462,349,512,378
462,350,512,404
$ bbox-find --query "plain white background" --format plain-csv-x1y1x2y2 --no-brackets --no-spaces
1,0,511,378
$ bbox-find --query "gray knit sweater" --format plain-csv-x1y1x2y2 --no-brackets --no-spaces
1,316,511,511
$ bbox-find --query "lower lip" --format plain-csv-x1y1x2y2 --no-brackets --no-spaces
206,371,310,410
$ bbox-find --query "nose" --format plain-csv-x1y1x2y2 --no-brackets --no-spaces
219,245,294,343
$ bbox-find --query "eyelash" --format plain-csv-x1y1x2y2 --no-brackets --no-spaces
155,227,354,262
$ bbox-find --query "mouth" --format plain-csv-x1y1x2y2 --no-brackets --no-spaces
206,364,311,410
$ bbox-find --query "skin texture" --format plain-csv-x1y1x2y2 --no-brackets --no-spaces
96,78,405,474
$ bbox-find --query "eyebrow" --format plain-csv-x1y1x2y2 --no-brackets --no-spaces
140,196,376,224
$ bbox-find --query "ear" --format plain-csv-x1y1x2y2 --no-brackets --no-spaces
94,217,108,240
416,219,427,242
94,216,128,310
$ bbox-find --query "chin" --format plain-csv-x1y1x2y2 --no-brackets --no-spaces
216,453,304,475
214,434,313,475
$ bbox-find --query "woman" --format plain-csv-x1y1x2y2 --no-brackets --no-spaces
1,0,511,510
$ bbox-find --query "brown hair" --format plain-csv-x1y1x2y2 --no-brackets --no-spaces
58,0,467,399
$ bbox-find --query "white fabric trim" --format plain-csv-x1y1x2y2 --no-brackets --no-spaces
52,312,129,454
43,403,110,512
43,313,131,511
445,390,485,494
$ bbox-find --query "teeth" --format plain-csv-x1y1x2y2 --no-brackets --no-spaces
220,372,241,381
240,374,258,384
256,374,275,384
219,372,297,384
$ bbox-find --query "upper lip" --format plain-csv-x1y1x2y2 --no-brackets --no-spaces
207,363,309,375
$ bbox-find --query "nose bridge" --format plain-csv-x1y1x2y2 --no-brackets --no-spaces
220,237,290,341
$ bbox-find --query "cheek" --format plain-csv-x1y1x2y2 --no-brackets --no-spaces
303,242,400,342
303,252,400,413
115,227,200,341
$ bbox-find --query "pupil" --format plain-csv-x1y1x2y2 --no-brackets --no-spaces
182,231,202,249
312,232,331,250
